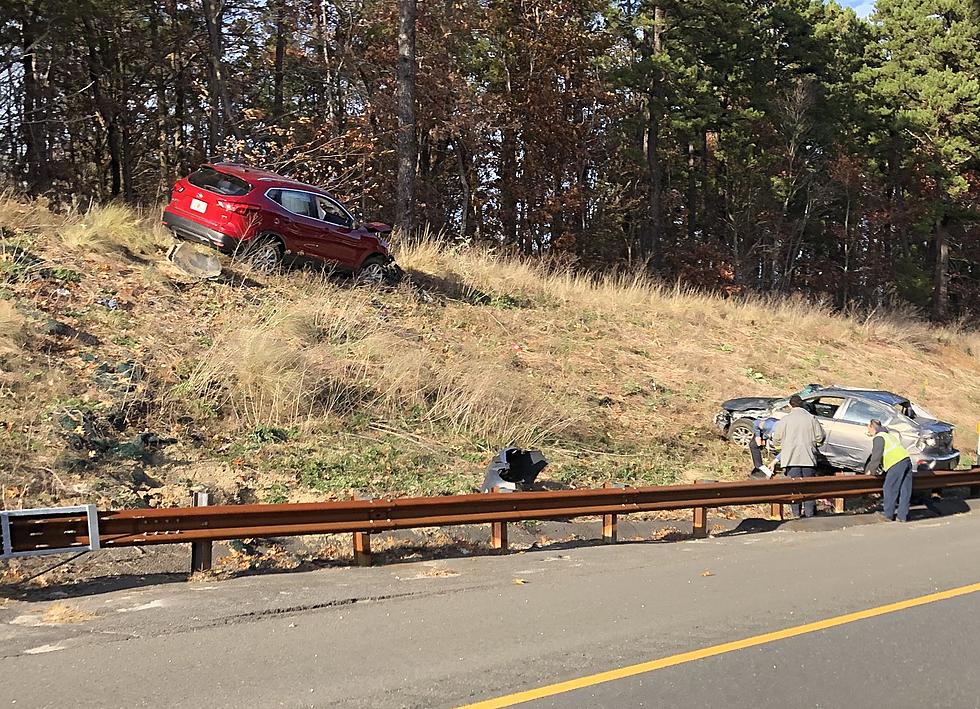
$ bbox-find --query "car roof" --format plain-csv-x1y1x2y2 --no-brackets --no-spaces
808,388,909,406
202,163,332,196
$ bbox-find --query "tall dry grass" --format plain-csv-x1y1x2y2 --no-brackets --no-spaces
59,202,170,256
177,274,585,446
0,300,24,354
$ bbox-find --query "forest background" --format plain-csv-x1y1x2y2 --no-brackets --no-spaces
2,0,979,318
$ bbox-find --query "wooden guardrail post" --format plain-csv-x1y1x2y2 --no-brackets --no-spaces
769,502,784,521
490,487,508,551
602,481,619,544
190,491,213,573
692,480,712,539
352,493,374,566
353,532,372,567
832,472,847,514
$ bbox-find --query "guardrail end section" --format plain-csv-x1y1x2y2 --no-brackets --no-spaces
1,504,100,560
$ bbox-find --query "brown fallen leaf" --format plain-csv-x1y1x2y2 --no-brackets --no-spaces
701,570,713,577
513,578,528,585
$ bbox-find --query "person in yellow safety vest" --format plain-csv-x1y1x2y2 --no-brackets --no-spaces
864,419,914,522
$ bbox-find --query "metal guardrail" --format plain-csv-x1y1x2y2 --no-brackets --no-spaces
4,469,980,569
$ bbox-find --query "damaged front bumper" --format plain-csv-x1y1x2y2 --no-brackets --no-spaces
714,409,731,434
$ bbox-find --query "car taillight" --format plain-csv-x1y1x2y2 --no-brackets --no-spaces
216,200,255,214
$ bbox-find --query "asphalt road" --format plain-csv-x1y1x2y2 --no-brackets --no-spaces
3,504,980,708
527,593,980,708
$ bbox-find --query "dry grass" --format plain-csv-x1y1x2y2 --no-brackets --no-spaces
0,300,24,353
60,202,168,256
1,195,979,507
41,602,97,624
179,279,585,446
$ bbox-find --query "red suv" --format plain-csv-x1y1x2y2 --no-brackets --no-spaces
163,163,398,280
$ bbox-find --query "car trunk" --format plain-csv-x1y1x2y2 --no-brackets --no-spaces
168,167,258,238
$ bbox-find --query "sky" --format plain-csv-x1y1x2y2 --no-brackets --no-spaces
843,0,875,18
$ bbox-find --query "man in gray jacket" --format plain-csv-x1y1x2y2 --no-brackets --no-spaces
772,395,826,517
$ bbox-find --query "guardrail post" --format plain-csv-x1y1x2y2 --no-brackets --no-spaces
692,480,711,539
490,487,508,551
769,502,784,521
190,491,212,573
602,481,618,544
353,532,372,567
832,472,847,513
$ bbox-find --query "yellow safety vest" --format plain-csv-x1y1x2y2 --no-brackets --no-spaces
875,431,911,470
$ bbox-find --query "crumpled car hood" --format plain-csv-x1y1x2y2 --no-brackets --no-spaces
720,396,780,412
915,418,955,434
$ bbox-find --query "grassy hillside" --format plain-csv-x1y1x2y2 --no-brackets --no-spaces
1,192,978,511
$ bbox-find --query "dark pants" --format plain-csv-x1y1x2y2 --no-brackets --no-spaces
749,438,764,470
786,466,816,517
882,459,914,522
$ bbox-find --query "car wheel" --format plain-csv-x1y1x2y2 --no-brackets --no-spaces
356,256,401,287
728,418,756,447
242,237,283,274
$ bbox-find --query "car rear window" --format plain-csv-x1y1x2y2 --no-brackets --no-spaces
187,167,251,196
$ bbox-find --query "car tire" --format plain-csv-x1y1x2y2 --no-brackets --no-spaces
728,418,756,448
241,236,283,274
356,256,402,287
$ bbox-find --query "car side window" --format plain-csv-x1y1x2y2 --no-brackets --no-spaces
276,189,317,219
315,195,353,228
840,399,889,425
808,396,845,419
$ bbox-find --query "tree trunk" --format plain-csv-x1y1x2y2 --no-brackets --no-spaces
20,15,48,191
395,0,417,236
201,0,241,155
82,18,121,198
454,137,471,240
169,0,187,174
642,6,665,267
686,140,697,241
273,0,287,121
933,214,949,321
500,127,518,245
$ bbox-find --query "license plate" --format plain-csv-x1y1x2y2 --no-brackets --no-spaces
190,198,207,214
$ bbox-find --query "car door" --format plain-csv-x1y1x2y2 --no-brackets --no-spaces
832,397,895,470
270,189,337,264
801,395,848,467
312,194,363,269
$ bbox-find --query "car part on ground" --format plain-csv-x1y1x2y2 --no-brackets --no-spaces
166,242,222,279
481,448,549,492
162,163,396,277
715,385,959,473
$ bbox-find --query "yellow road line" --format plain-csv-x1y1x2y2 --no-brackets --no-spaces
460,580,980,709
